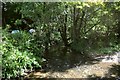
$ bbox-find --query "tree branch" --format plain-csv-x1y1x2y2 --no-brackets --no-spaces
84,21,101,34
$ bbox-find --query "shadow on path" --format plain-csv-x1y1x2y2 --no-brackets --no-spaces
41,47,100,73
86,64,120,79
105,64,120,78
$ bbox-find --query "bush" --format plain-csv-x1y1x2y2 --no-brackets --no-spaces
9,30,44,59
8,30,32,52
97,42,120,55
1,29,43,78
71,38,90,53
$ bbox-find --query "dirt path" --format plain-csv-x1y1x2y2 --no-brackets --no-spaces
25,54,119,78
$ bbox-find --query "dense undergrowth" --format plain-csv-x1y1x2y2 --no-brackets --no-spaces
1,29,43,79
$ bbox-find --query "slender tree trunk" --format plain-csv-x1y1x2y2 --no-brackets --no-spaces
60,5,68,47
43,3,49,53
117,20,120,40
72,5,76,43
78,10,85,39
71,5,79,44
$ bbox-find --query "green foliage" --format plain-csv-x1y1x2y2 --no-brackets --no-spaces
2,2,120,78
1,29,42,78
110,43,120,52
97,43,120,55
9,31,31,51
7,30,44,58
14,19,22,25
71,39,89,53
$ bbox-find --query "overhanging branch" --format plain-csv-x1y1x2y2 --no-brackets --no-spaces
84,21,101,34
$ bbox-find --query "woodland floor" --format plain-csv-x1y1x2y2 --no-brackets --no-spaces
26,62,117,78
24,49,120,79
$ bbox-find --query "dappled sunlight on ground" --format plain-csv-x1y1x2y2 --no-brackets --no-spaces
26,62,116,78
25,51,119,78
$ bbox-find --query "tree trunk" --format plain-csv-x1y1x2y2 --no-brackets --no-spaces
60,5,69,47
117,20,120,40
71,5,77,43
71,5,80,45
43,3,49,53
